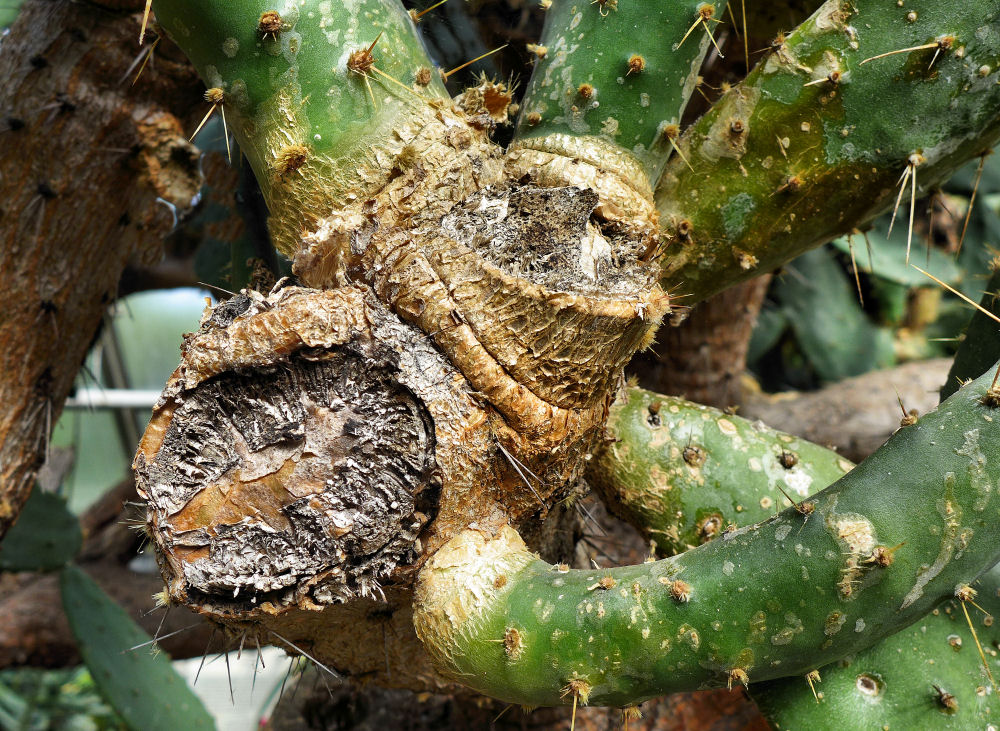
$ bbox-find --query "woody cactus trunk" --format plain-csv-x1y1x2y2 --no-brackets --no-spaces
132,0,1000,714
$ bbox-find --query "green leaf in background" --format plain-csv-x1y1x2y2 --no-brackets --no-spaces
746,307,788,366
0,0,24,28
776,246,895,383
831,220,960,288
0,489,82,572
60,566,215,731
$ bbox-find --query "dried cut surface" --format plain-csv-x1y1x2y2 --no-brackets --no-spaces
441,183,655,298
143,351,435,605
134,287,476,612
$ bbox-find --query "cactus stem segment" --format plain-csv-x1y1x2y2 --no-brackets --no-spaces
415,367,1000,707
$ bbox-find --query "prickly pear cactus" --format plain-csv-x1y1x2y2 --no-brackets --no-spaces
753,564,1000,729
133,0,1000,710
414,365,1000,707
60,566,214,730
589,386,853,555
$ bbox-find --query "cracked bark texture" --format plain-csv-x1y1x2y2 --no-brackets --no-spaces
0,0,205,539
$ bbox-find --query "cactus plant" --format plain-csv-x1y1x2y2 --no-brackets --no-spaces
589,377,1000,725
412,363,1000,706
0,489,80,572
588,386,853,556
60,566,214,730
7,0,1000,723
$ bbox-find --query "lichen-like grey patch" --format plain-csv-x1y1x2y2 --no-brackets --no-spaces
141,349,438,607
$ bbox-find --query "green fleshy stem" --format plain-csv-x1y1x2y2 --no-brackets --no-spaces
656,0,1000,304
414,365,1000,707
153,0,448,254
753,563,1000,728
512,0,728,191
588,388,853,556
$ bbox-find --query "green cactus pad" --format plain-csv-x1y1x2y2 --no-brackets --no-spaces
0,490,81,572
513,0,729,187
753,564,1000,729
60,566,215,731
657,0,1000,303
415,365,1000,707
152,0,447,254
589,386,853,556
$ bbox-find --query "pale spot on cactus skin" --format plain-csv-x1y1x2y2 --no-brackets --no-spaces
717,418,737,436
901,474,964,609
824,611,846,636
784,469,814,497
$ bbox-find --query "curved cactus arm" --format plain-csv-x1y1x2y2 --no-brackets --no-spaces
152,0,448,254
588,387,853,556
414,364,1000,707
655,0,1000,304
752,563,1000,728
511,0,729,192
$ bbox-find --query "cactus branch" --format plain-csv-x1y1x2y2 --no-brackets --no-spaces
512,0,729,190
414,365,1000,707
656,0,1000,303
152,0,449,254
753,564,1000,728
588,387,853,556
